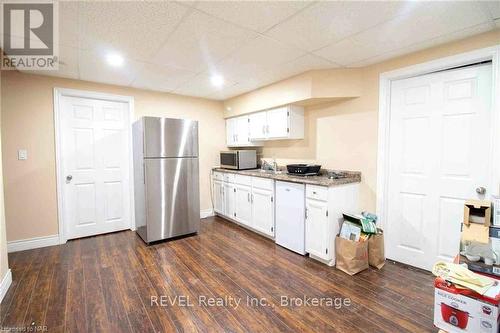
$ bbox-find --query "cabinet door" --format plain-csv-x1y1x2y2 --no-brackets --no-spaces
305,199,330,260
224,183,236,219
213,180,224,214
236,116,250,145
235,184,252,226
226,118,236,146
249,112,267,140
266,107,289,139
251,188,274,237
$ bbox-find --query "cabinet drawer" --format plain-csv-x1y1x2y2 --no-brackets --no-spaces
306,185,328,201
223,173,235,183
234,174,252,186
213,171,224,181
252,177,273,190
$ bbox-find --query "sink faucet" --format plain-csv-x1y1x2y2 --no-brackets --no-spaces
261,159,278,172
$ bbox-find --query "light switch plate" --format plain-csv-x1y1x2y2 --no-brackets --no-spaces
18,149,28,160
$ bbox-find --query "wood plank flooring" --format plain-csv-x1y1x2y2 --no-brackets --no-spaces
1,217,436,332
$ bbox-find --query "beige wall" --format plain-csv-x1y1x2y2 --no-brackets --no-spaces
1,71,225,242
0,68,9,281
226,29,500,212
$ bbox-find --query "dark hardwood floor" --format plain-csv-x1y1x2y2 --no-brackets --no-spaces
0,217,435,332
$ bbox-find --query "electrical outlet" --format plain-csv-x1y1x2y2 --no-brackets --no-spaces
18,149,28,160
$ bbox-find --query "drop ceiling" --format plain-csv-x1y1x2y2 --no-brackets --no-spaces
4,1,500,100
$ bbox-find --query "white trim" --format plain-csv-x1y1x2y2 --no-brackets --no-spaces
7,234,59,253
200,208,214,219
53,88,136,244
377,45,500,233
0,269,12,303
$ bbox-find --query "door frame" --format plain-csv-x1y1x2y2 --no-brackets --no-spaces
53,88,135,244
377,45,500,235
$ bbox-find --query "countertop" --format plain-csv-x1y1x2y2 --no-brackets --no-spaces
213,168,361,187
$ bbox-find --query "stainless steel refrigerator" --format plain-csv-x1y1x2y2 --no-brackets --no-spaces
133,117,200,243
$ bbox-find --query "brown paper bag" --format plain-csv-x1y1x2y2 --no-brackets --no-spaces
335,236,368,275
368,232,385,269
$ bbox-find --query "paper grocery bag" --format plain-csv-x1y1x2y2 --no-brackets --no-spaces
368,232,385,269
335,236,368,275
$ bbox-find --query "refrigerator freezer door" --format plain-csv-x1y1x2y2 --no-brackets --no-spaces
143,117,199,158
141,157,200,243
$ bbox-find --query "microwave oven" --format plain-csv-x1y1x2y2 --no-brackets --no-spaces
220,150,257,170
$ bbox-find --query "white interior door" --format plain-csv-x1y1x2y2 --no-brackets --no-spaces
386,64,493,270
60,95,132,240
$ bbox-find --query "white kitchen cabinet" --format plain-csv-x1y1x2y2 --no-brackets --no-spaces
226,118,237,146
266,107,289,139
249,112,267,140
213,180,224,214
304,184,359,266
226,115,261,147
251,188,274,237
235,184,252,227
224,182,236,219
305,199,329,260
248,105,304,141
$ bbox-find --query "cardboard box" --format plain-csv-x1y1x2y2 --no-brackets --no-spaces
464,200,491,227
459,226,500,277
434,277,500,333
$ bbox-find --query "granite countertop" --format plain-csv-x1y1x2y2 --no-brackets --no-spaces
213,167,361,187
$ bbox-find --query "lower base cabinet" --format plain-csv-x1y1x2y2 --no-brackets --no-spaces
213,171,275,238
235,184,252,227
305,199,329,260
251,187,274,237
304,184,359,266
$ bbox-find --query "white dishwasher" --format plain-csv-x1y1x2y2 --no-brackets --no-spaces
275,181,306,255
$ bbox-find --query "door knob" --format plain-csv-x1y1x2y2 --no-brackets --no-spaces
476,186,486,195
66,175,73,182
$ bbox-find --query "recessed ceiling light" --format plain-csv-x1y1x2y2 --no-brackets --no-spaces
210,74,224,87
106,53,124,67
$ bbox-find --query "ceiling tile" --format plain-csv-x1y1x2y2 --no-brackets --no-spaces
195,1,310,32
264,53,338,82
174,73,237,98
131,63,197,92
210,35,306,81
150,10,257,73
78,1,189,59
59,1,79,48
350,22,496,67
78,49,144,86
19,45,79,79
265,1,418,52
484,1,500,19
315,1,493,66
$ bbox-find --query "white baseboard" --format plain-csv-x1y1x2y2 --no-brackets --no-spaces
200,208,214,219
0,269,12,303
7,234,60,253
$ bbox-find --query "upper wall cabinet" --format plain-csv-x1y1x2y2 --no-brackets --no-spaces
249,105,304,141
226,115,262,147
